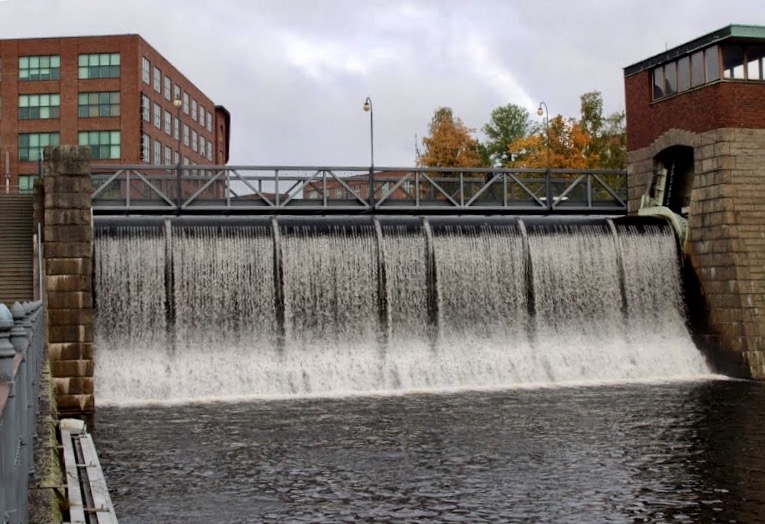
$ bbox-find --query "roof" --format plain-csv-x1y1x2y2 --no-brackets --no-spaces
624,24,765,77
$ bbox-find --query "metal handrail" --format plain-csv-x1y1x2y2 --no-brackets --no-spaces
0,300,44,524
90,164,628,215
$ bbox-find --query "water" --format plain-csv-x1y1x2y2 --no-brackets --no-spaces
91,216,730,521
94,380,765,523
93,218,711,403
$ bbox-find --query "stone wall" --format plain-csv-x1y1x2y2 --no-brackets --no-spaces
39,146,94,419
628,128,765,377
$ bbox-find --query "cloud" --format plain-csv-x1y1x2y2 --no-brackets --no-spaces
0,0,762,165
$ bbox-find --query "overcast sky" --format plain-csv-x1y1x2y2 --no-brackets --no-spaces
0,0,761,166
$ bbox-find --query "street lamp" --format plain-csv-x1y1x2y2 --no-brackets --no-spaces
363,96,374,207
173,98,183,213
536,101,550,168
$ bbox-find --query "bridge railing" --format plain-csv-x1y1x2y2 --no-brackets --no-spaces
90,165,627,215
0,300,44,524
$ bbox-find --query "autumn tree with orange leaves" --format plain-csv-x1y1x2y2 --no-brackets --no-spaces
417,107,485,168
507,115,599,169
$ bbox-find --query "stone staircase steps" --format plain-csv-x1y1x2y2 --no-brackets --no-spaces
0,194,35,304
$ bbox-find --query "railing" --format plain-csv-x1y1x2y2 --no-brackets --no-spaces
91,165,628,215
0,300,44,524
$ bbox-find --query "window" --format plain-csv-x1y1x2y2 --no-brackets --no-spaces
706,46,720,82
164,145,172,164
18,133,59,162
199,106,205,125
142,57,150,83
182,92,189,115
79,130,121,159
173,117,180,140
79,53,120,79
191,130,198,152
19,93,60,119
154,139,162,165
191,99,198,121
153,102,161,129
200,136,206,157
206,141,213,161
141,134,150,162
79,92,120,118
153,66,161,93
19,175,37,194
723,46,745,79
691,51,705,88
164,76,172,101
652,45,723,101
183,124,189,147
206,112,212,132
677,56,690,92
164,111,172,135
173,84,181,103
174,151,180,165
19,55,60,81
747,46,765,80
142,95,150,122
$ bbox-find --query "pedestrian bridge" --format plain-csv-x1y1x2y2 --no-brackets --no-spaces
91,165,628,216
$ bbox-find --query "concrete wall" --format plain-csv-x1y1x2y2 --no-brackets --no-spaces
628,128,765,377
39,145,94,419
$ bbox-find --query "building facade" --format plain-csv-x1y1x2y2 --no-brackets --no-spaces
624,25,765,378
0,34,230,193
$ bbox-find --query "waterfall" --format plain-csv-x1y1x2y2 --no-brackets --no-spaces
93,216,711,403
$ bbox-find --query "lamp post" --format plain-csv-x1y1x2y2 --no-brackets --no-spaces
363,96,374,207
173,98,183,213
536,101,550,168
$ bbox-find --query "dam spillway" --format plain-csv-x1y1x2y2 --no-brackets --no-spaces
93,216,711,403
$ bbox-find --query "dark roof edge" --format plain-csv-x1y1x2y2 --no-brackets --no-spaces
624,24,765,77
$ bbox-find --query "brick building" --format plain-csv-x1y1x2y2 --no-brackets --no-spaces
0,34,230,193
624,25,765,377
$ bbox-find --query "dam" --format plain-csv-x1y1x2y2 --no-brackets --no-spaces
92,215,711,404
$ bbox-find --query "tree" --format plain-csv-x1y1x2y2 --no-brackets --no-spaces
579,90,626,169
506,115,599,169
417,107,485,168
480,103,533,166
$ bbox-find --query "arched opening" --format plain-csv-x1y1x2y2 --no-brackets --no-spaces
651,146,695,216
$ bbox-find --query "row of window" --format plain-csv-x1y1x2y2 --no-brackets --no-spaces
14,130,214,163
4,53,121,81
141,56,213,128
653,44,765,100
17,131,119,161
141,132,214,163
0,92,120,120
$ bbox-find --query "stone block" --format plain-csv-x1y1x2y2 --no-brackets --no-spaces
47,342,94,361
47,308,93,327
46,291,92,309
48,325,93,344
43,208,92,226
44,241,92,258
43,191,91,210
52,377,94,396
46,274,92,293
45,258,93,276
54,393,95,413
44,225,93,243
50,359,94,378
44,176,93,194
44,145,91,176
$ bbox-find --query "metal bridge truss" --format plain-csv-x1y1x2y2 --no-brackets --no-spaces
91,165,627,215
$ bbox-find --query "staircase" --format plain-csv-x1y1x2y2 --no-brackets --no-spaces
0,194,35,304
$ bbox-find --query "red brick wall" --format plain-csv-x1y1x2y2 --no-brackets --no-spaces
0,34,229,189
625,71,765,151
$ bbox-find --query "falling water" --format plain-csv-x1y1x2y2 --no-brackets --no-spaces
94,217,711,403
